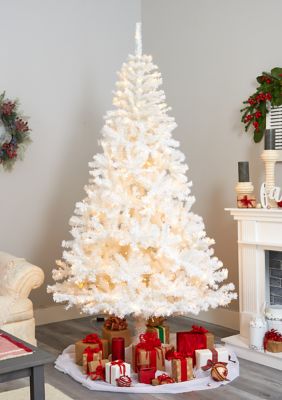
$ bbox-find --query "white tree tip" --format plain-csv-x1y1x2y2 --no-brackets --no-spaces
135,22,142,57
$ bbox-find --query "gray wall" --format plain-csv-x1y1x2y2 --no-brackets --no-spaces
142,0,282,310
1,0,282,313
0,0,140,308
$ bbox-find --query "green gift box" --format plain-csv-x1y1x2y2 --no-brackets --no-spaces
146,325,170,344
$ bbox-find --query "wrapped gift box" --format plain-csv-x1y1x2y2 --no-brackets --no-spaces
195,347,229,369
104,316,128,331
177,325,214,365
88,359,109,380
162,343,175,360
265,340,282,353
132,332,166,373
75,334,108,365
146,325,170,344
102,327,131,353
237,194,256,208
146,317,166,327
138,367,156,384
105,360,131,386
132,345,166,373
264,329,282,353
152,373,175,385
82,347,103,374
171,356,193,383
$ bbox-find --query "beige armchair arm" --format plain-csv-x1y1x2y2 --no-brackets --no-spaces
0,251,44,298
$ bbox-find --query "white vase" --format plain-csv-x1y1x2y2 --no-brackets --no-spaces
249,316,267,352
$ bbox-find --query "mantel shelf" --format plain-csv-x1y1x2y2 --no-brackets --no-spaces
237,241,282,249
225,207,282,222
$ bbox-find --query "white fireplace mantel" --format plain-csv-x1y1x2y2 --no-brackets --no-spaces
222,208,282,370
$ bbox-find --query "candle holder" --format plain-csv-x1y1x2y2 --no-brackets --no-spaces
261,150,279,208
261,128,279,208
236,161,256,208
111,337,125,361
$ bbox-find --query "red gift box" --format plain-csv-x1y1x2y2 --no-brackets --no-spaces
138,367,156,384
176,325,214,366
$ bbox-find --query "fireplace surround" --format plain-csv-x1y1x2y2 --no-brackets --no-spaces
222,208,282,370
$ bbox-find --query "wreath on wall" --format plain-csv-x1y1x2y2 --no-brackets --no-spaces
0,92,31,170
240,67,282,143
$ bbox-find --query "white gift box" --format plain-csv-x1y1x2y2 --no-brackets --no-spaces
105,361,131,385
195,347,229,369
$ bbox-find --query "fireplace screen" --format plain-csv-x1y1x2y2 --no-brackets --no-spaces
266,250,282,305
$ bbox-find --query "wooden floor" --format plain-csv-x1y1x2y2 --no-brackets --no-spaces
1,316,282,399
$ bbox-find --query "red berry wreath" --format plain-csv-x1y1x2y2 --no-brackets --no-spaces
0,92,31,170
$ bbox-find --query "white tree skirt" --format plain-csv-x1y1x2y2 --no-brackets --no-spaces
55,344,239,394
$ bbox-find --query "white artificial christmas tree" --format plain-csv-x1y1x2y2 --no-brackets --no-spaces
48,24,236,319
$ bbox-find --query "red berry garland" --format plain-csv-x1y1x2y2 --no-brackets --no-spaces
0,92,31,170
241,67,282,143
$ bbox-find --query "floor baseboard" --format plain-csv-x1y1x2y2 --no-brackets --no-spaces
34,305,84,326
186,308,239,331
34,304,239,330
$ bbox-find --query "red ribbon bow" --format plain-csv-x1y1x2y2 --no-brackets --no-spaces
201,348,221,370
239,195,253,207
104,316,128,331
82,334,102,344
111,359,126,375
137,332,162,350
90,364,105,380
83,346,101,364
134,332,163,372
157,373,175,384
202,359,227,371
264,329,282,350
191,325,209,334
166,351,184,361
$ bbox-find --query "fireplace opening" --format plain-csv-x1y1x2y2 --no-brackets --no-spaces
265,250,282,306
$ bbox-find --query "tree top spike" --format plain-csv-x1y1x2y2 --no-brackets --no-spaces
135,22,142,57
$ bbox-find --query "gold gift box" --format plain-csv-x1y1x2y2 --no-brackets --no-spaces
265,340,282,353
88,359,109,378
171,357,194,383
75,339,108,365
82,350,102,374
102,327,131,353
132,345,166,373
237,195,256,208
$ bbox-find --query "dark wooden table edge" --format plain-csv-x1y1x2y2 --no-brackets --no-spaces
0,330,55,375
